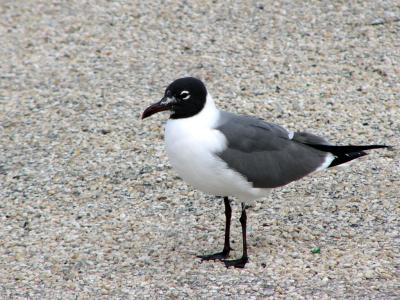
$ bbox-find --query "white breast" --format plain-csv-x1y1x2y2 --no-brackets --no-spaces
164,95,268,202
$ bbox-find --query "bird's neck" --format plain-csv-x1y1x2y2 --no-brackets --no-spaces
168,94,220,129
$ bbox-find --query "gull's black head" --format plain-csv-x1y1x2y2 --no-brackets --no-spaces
142,77,207,120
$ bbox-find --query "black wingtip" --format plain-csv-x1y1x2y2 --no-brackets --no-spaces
328,151,367,168
305,144,391,155
304,143,392,168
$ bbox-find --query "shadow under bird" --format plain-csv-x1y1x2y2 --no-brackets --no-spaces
142,77,389,268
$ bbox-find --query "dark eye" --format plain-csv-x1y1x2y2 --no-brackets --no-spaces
180,91,190,100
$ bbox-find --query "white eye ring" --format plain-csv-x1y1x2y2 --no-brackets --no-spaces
180,91,190,100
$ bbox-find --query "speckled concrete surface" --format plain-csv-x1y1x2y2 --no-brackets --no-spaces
0,1,399,299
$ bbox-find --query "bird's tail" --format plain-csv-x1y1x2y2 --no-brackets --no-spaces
305,144,390,168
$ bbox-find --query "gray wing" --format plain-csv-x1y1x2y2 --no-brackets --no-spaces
216,112,330,188
292,131,331,146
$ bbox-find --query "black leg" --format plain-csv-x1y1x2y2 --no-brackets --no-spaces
223,203,249,268
222,196,232,254
198,197,232,261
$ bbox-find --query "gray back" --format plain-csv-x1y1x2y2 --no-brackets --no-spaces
216,112,328,188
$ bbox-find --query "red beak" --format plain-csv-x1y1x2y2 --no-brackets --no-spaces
142,97,172,119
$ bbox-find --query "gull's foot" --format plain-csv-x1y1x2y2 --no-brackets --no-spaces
223,256,248,268
197,249,230,261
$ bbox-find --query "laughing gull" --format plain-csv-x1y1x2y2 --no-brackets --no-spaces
142,77,389,268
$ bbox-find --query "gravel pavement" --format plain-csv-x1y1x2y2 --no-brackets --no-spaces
1,1,399,299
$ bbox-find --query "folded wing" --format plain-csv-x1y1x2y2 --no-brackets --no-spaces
215,112,331,188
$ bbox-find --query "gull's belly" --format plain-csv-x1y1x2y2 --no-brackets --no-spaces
165,129,228,195
165,121,267,201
